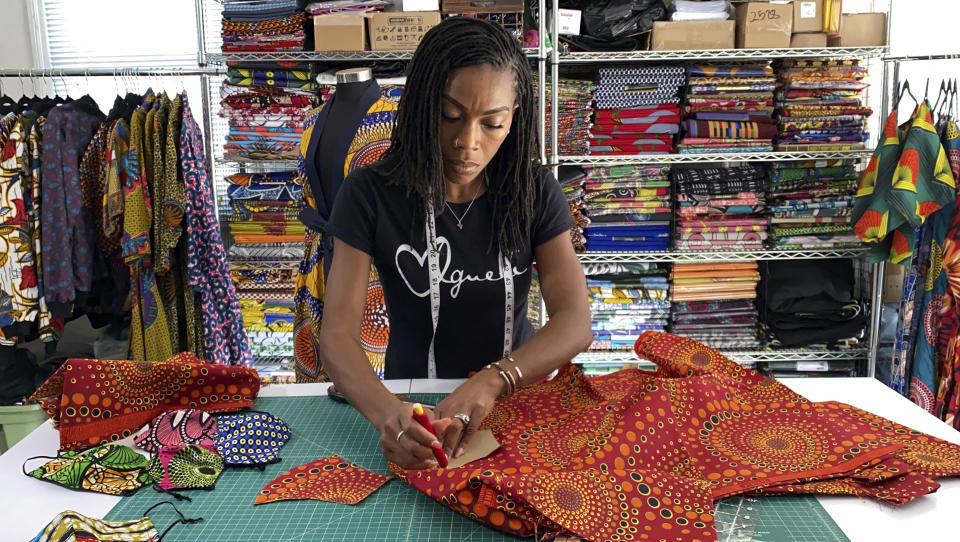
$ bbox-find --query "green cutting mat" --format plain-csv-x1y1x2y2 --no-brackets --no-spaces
105,395,848,541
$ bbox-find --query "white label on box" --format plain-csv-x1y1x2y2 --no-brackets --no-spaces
558,9,581,36
796,361,829,372
800,1,817,18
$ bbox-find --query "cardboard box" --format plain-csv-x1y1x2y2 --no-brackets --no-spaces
791,31,827,47
882,262,906,303
441,0,522,13
735,2,793,48
558,8,582,36
314,14,367,52
650,21,735,51
793,0,824,33
395,0,439,11
828,13,887,47
368,11,441,51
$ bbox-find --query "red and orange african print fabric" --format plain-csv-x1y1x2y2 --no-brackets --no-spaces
30,353,260,452
255,455,393,505
391,332,960,542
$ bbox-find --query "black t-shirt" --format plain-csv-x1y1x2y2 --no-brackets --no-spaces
328,164,574,379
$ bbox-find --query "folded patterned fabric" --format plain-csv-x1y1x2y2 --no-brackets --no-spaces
688,65,773,77
682,119,777,139
30,354,260,451
674,299,757,313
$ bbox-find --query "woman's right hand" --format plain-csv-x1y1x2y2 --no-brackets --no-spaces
377,402,452,470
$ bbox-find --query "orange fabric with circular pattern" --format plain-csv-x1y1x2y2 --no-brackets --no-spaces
255,455,393,505
29,353,260,452
388,332,960,542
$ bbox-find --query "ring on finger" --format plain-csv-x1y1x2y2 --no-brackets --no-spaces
453,413,471,426
396,429,405,442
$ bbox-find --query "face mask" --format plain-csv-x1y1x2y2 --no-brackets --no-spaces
30,502,202,542
134,409,218,453
24,444,152,496
148,443,224,494
214,411,291,469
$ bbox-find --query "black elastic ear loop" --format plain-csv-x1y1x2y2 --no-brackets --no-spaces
143,501,203,542
153,484,192,502
22,455,60,476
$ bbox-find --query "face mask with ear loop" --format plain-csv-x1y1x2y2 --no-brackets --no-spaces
30,501,203,542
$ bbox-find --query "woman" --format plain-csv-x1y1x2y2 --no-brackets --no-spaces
319,18,591,470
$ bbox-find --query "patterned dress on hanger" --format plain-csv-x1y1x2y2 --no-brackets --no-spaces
124,104,173,362
180,94,252,366
293,95,397,382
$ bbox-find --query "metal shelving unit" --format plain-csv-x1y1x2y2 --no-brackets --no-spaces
207,48,545,63
577,247,867,264
558,46,887,64
559,150,873,165
548,0,892,377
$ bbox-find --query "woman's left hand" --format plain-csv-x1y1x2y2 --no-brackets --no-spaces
434,369,504,460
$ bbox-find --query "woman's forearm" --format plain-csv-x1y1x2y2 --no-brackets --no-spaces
505,307,592,387
318,331,401,430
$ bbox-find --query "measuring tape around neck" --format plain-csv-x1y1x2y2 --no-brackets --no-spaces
424,201,514,378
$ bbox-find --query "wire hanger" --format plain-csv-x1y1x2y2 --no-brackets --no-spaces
896,80,919,109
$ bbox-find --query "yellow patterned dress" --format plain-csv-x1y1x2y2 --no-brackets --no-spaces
294,90,397,382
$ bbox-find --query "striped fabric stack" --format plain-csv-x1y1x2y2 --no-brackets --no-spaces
767,160,862,248
775,60,872,151
582,165,671,252
221,0,306,53
670,262,761,350
588,67,684,155
673,165,769,251
679,65,776,154
548,78,596,157
584,263,671,355
558,167,589,252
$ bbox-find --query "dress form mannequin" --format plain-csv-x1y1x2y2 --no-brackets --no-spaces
314,68,378,209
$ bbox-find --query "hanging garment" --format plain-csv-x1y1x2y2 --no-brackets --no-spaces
936,121,960,427
24,444,152,496
28,353,260,452
147,443,224,493
392,332,960,541
41,98,105,315
294,85,397,382
180,94,252,366
214,411,291,468
125,105,174,362
254,455,393,505
166,95,204,358
30,502,201,542
134,409,218,453
0,112,54,345
910,120,959,414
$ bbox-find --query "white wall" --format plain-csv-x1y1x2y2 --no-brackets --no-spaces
0,0,37,69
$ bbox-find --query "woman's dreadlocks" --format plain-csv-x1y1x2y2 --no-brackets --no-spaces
375,17,537,260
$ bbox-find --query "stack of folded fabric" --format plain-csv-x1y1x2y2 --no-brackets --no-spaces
220,66,318,161
558,167,589,252
589,67,684,155
673,165,769,251
776,60,872,151
546,77,596,156
582,165,671,251
670,0,733,20
585,263,670,354
766,160,862,248
221,0,307,53
670,262,761,350
680,65,776,154
239,296,296,360
762,259,867,348
225,172,307,246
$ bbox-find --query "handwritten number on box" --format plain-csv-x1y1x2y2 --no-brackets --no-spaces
749,9,781,22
